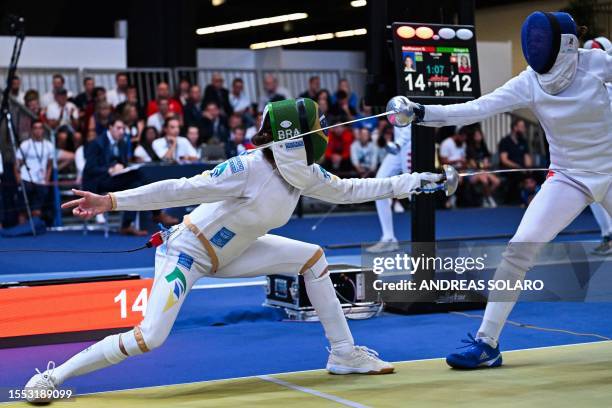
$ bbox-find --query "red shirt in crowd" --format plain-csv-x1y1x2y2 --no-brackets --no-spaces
146,98,183,117
325,128,354,160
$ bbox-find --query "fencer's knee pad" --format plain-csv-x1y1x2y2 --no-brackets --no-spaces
300,247,329,282
120,325,168,356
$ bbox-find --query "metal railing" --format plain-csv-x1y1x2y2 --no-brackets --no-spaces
0,67,80,99
175,67,259,107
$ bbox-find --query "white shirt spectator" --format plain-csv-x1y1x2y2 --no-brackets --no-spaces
134,145,154,163
245,125,257,142
106,88,127,107
46,101,79,127
16,138,54,183
146,113,165,132
350,140,378,171
152,136,197,161
10,91,25,104
41,90,73,108
229,92,250,113
75,145,85,182
439,137,466,162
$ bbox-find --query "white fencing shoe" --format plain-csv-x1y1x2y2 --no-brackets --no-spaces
326,346,395,375
365,239,399,253
24,361,58,403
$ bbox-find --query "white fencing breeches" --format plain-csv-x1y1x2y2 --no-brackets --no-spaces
478,174,612,342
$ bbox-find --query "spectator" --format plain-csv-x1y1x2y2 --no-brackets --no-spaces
299,76,321,100
8,75,25,104
202,73,232,116
146,97,171,133
224,127,252,158
317,93,330,117
14,120,53,224
83,118,147,236
329,90,357,122
185,126,202,159
466,127,500,207
175,78,191,106
258,73,290,111
499,118,533,203
54,127,76,171
73,77,95,110
146,82,183,117
352,99,378,133
183,85,203,128
229,78,250,115
41,74,72,108
520,176,540,207
152,117,198,162
199,102,229,144
245,111,263,142
376,123,394,164
88,101,113,138
350,128,378,178
323,123,353,173
439,128,467,170
115,85,145,120
228,113,243,139
18,90,43,140
106,72,129,107
46,88,79,132
133,126,161,163
317,89,332,108
332,78,358,111
121,103,144,154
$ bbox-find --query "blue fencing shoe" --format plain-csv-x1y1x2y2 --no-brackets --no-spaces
446,333,502,369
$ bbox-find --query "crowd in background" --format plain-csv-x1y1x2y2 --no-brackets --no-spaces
0,72,542,232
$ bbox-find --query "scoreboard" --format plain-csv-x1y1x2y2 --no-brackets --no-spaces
392,22,481,104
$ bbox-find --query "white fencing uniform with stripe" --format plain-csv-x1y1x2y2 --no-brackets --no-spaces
419,48,612,344
49,149,426,385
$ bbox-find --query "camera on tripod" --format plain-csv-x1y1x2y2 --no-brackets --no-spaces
6,15,25,38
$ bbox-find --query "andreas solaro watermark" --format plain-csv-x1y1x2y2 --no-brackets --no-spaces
372,278,544,292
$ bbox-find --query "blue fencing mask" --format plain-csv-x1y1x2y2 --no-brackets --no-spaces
521,11,579,94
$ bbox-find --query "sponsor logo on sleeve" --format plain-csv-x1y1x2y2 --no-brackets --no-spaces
229,157,245,174
210,227,236,248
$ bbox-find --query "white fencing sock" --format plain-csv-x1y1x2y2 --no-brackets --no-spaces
375,198,395,241
52,329,145,385
303,251,354,356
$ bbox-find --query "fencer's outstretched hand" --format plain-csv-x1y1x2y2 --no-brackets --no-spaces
61,189,113,219
417,172,444,193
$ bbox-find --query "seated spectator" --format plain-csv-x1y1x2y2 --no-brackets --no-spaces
201,137,227,162
14,120,53,224
121,103,144,155
133,126,161,163
175,78,191,106
185,126,203,159
352,99,378,134
88,101,113,137
520,176,540,207
152,117,198,162
8,75,25,104
106,72,129,107
317,89,332,108
245,111,263,142
200,102,229,144
329,90,357,122
115,85,145,120
146,97,172,132
350,128,378,178
83,118,147,235
317,93,330,116
41,74,73,108
229,77,251,115
332,78,358,111
258,73,290,111
203,73,232,116
323,123,353,173
183,85,203,128
225,127,253,158
228,113,244,139
54,127,76,171
46,88,79,133
439,128,467,170
466,126,500,207
299,76,321,100
73,77,95,110
18,90,43,140
499,118,533,204
146,82,183,117
375,123,394,164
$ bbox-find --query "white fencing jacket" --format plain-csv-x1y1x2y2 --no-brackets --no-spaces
110,151,422,272
421,49,612,201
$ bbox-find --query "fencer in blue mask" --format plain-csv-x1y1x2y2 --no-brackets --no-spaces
406,11,612,369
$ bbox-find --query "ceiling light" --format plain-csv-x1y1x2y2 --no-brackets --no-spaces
250,28,366,49
196,13,308,35
351,0,367,7
211,0,225,6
